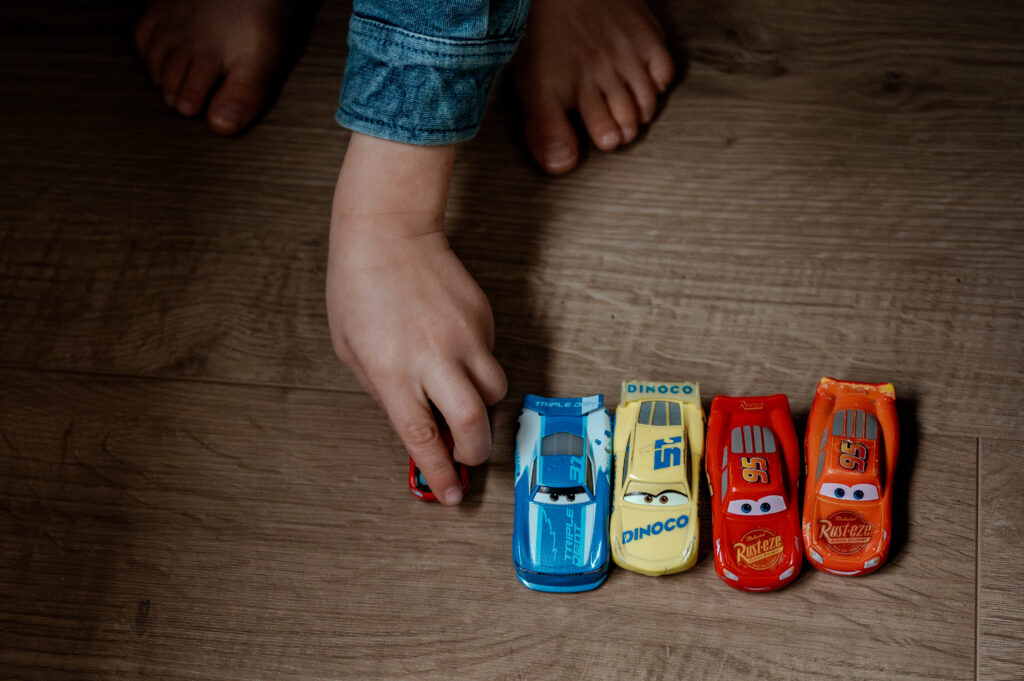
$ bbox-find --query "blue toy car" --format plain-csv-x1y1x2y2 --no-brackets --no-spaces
513,394,613,593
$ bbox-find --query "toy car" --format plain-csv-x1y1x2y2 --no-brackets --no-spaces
610,380,704,576
705,394,802,591
803,378,899,576
513,394,612,592
408,427,470,502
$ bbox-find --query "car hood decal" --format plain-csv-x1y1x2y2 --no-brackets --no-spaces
719,513,795,571
615,505,694,561
528,502,595,569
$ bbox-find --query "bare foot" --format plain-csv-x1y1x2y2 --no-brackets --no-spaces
514,0,675,175
134,0,293,135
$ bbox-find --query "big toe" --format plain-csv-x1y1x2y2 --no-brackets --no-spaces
206,60,273,136
522,97,579,175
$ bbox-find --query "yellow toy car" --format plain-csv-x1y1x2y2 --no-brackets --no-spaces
610,380,705,575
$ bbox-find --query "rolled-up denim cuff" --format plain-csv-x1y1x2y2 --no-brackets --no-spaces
337,15,520,145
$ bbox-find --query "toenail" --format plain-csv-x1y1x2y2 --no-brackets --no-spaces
211,110,241,132
163,92,176,107
621,125,637,141
599,131,620,148
178,100,198,117
543,144,575,171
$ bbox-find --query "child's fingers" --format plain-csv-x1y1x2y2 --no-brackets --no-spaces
377,382,463,505
428,368,492,467
466,352,507,407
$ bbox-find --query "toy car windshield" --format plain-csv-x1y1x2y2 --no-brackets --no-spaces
725,495,788,516
533,485,592,505
637,400,682,425
623,488,689,506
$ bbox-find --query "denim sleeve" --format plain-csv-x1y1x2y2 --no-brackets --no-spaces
337,1,530,145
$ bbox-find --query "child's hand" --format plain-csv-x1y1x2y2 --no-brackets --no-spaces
327,134,507,505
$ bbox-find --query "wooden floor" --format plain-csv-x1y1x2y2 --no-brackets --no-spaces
1,1,1022,679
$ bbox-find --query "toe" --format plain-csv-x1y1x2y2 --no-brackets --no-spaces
646,48,676,94
619,62,659,124
630,78,659,125
144,33,176,87
601,80,639,143
522,94,579,175
579,83,622,151
175,54,221,117
134,13,157,54
206,60,273,135
628,6,676,93
160,47,192,107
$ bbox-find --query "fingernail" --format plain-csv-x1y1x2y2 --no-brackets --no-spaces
599,131,620,149
543,143,575,171
444,486,463,506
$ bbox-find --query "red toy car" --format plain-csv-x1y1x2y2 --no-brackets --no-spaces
803,378,898,576
706,394,803,591
408,427,470,502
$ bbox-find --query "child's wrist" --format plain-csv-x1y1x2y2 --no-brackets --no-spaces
333,132,455,239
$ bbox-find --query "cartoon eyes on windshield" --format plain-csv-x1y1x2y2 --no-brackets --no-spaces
624,491,689,506
819,483,879,501
534,489,590,505
726,494,787,516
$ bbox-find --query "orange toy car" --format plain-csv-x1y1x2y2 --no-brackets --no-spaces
803,378,899,576
706,394,803,591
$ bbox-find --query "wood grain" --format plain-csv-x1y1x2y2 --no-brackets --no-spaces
0,0,1021,678
2,0,1021,434
978,439,1024,681
0,370,976,680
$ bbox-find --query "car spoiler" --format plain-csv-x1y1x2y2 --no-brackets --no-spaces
706,394,796,448
619,380,701,408
523,394,604,416
814,377,896,403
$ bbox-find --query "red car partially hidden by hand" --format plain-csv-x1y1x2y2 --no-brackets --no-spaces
409,427,470,502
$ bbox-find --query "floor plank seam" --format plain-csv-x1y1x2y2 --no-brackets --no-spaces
975,436,982,681
0,363,369,398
